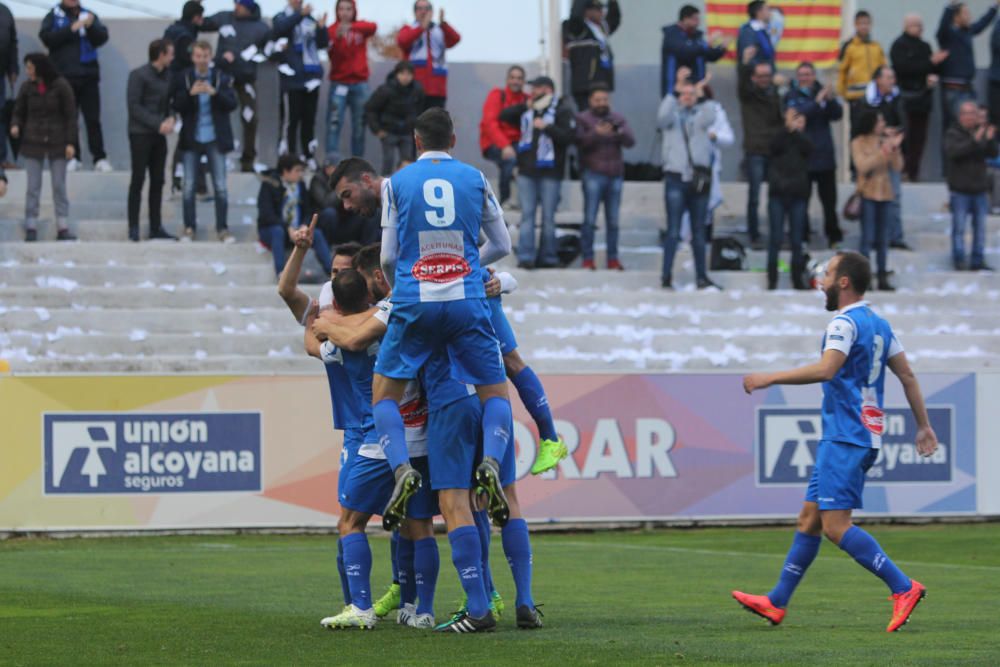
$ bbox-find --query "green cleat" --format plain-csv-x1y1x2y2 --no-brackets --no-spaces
373,583,401,618
382,463,422,531
320,604,377,630
491,590,505,619
531,438,568,475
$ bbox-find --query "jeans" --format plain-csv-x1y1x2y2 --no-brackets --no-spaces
236,82,258,170
260,223,333,276
950,192,988,267
581,170,623,262
182,142,228,232
379,134,414,175
745,153,768,241
24,156,69,229
282,88,320,158
860,198,890,275
517,174,561,266
767,195,808,287
663,174,709,282
326,81,368,160
809,169,841,245
128,133,168,235
483,145,517,204
66,76,106,163
889,168,904,244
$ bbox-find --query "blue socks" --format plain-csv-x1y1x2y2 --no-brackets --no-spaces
373,399,410,471
839,525,911,594
501,518,534,609
512,367,558,442
474,509,495,596
397,536,416,606
414,537,440,616
390,530,400,584
340,533,373,610
482,397,513,463
768,531,821,608
448,526,489,618
337,539,350,606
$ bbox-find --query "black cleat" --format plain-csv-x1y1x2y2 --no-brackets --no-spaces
434,610,496,633
516,605,544,629
381,463,421,531
475,456,509,527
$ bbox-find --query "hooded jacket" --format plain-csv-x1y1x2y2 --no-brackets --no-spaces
784,82,843,173
170,65,238,152
397,18,460,98
272,6,329,92
768,129,813,199
206,7,271,85
937,3,996,85
364,71,425,136
890,31,937,113
164,19,212,75
39,3,109,81
327,0,377,84
478,85,527,152
837,35,886,101
656,95,716,181
660,23,726,98
11,76,78,158
737,62,783,155
943,124,1000,194
562,0,620,96
500,94,577,178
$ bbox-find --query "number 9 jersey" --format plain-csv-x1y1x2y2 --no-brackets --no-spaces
820,301,904,449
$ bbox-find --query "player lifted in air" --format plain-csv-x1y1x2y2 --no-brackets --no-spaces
733,251,937,632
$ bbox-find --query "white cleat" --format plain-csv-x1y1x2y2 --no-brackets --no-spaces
407,613,435,629
396,603,415,626
320,604,377,630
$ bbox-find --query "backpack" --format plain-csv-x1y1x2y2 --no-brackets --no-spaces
710,237,748,271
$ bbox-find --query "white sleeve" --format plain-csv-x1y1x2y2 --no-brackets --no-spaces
380,178,397,229
888,334,904,359
318,281,333,310
373,298,393,326
380,226,398,288
496,271,518,294
319,340,343,365
478,172,513,265
823,316,857,356
298,298,317,327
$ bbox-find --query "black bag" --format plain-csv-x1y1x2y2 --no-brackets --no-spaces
681,120,711,196
625,129,664,182
710,237,748,271
556,231,582,266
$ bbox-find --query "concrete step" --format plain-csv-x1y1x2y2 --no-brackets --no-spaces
0,263,276,288
0,241,268,265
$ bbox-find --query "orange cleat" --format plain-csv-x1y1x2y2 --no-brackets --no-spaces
731,590,786,626
886,580,926,632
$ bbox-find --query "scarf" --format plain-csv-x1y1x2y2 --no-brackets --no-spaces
407,23,448,76
285,6,321,75
283,181,301,228
518,97,557,169
585,18,612,68
52,4,97,64
864,80,900,106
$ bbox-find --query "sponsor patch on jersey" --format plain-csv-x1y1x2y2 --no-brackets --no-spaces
411,253,471,283
861,404,885,435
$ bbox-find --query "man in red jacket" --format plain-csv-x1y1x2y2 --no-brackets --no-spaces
326,0,376,161
479,65,527,208
396,1,460,110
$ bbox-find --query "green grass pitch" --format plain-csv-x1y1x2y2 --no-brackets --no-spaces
2,523,999,665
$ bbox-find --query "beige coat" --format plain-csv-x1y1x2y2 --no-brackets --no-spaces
851,134,903,202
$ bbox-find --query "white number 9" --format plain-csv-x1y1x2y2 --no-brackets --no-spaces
423,178,456,227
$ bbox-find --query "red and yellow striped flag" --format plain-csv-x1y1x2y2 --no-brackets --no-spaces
707,1,843,69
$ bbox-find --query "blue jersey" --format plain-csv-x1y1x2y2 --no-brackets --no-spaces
820,302,903,449
383,154,498,303
321,341,377,443
419,348,476,412
321,361,355,431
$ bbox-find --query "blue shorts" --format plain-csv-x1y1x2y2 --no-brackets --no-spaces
805,440,879,511
375,299,505,386
339,454,438,518
475,415,517,489
426,395,482,490
488,297,518,356
338,428,365,492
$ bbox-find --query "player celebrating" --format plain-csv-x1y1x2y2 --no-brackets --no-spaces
733,251,937,632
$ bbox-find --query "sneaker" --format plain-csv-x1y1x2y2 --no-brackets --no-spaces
661,276,673,290
374,583,401,618
218,230,236,244
490,590,505,619
25,228,38,242
434,610,496,633
697,277,723,291
581,259,596,271
475,456,510,527
381,463,422,531
407,612,435,629
94,158,113,173
516,604,544,629
320,604,377,630
56,228,77,241
396,602,415,625
731,590,785,626
607,259,625,271
886,580,926,633
149,228,177,241
181,227,195,242
128,228,140,242
66,158,81,172
531,438,568,475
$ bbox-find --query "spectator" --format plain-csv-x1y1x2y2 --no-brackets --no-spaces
308,157,380,246
10,52,77,241
657,79,719,290
563,0,621,111
661,4,727,99
325,0,376,161
991,11,1000,126
397,1,460,110
891,14,948,181
364,61,424,175
39,0,110,172
126,39,176,243
862,66,909,250
785,62,844,248
838,10,886,134
736,1,774,68
171,41,238,243
936,1,998,132
576,83,635,271
0,2,18,170
479,65,527,209
851,109,903,291
944,100,998,271
499,75,576,269
738,50,784,250
259,154,331,277
207,0,271,173
767,108,813,290
273,1,328,169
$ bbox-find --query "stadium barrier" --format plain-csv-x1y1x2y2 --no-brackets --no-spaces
1,372,996,531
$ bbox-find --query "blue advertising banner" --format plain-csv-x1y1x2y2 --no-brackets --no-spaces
43,413,262,495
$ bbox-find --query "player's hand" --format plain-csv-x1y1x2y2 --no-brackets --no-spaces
742,373,770,394
916,425,938,457
296,214,318,248
310,316,333,341
484,274,502,297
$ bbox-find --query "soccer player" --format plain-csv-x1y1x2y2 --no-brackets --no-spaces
733,251,937,633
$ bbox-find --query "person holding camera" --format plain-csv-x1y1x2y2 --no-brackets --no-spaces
767,108,813,290
576,82,635,271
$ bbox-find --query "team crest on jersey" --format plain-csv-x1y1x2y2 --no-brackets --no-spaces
861,405,885,435
411,253,471,283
